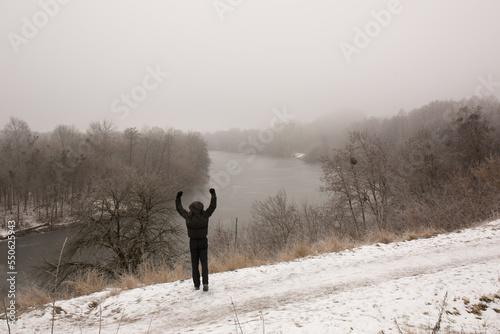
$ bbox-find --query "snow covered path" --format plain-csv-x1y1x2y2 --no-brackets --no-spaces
14,220,500,333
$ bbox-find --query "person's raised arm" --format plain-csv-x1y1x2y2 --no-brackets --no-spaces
175,191,189,218
205,188,217,216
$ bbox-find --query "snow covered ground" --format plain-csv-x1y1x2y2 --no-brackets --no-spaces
12,219,500,333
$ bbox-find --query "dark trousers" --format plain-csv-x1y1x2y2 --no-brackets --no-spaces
189,238,208,286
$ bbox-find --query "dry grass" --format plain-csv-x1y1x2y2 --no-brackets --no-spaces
17,285,51,309
106,287,121,297
17,270,108,310
277,242,311,262
115,261,191,291
209,248,262,273
13,223,463,309
16,262,192,310
402,227,444,241
360,227,443,246
364,230,397,245
116,273,141,291
63,270,108,298
311,233,357,254
136,261,189,286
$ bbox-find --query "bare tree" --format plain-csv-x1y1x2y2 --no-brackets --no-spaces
1,117,38,222
321,148,364,237
450,105,493,170
52,125,78,151
321,130,393,235
250,189,301,251
123,127,139,166
39,168,182,285
157,127,180,178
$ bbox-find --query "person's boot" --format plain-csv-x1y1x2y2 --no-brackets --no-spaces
194,285,200,290
203,284,209,292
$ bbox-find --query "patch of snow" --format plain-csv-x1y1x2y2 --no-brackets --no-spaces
13,220,500,333
294,153,306,160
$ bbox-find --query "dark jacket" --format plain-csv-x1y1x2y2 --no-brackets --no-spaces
176,194,217,240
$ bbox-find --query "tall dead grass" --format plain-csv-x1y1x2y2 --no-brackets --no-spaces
16,262,191,310
63,270,107,298
17,285,51,310
14,223,453,310
311,233,358,254
209,248,261,273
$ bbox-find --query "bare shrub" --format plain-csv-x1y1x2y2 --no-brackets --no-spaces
300,200,332,243
209,223,238,255
473,155,500,192
248,189,301,253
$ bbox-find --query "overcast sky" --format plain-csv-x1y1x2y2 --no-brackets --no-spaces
1,0,499,133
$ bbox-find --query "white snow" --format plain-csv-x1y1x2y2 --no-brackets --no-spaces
11,219,500,333
294,153,306,160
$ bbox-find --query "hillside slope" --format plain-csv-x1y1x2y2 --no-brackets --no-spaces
13,220,500,333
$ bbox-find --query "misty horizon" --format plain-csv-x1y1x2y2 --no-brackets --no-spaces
1,0,499,134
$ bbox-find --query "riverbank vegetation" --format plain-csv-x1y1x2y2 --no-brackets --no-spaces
0,120,210,292
0,120,209,228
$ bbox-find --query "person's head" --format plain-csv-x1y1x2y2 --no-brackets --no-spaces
189,201,204,213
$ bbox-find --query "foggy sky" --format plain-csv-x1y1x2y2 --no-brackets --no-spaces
1,0,499,134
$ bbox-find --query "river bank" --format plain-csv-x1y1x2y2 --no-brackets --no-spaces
0,151,325,295
0,214,74,239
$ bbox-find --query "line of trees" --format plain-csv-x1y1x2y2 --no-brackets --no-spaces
203,109,364,161
0,118,210,229
0,118,212,285
321,99,500,237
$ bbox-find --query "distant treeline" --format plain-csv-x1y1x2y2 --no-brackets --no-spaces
0,120,210,227
204,97,500,164
203,109,363,162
